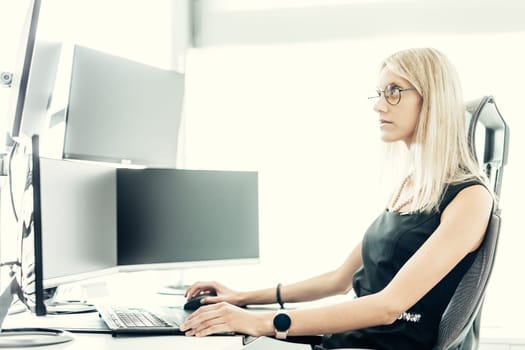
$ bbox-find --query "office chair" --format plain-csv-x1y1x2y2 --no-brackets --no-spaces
433,95,510,350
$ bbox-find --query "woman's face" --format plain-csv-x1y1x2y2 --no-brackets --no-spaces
373,68,422,146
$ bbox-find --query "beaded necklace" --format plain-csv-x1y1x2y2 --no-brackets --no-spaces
390,175,414,212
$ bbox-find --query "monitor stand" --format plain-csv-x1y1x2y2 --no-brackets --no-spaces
0,276,74,347
44,280,109,314
159,269,191,295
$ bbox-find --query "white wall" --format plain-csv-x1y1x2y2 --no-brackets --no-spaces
193,0,525,46
182,0,525,336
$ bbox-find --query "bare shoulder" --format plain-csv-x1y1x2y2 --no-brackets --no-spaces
441,184,493,251
448,184,492,210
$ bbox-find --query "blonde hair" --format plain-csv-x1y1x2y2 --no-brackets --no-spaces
381,48,489,212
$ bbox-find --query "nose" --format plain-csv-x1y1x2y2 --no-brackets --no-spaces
373,96,387,113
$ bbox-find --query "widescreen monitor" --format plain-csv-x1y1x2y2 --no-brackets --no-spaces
116,168,260,270
62,45,185,167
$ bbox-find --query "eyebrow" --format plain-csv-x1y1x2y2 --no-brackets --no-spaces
379,82,411,90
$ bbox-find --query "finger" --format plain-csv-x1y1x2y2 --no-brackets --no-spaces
187,311,230,336
180,306,210,330
193,322,231,337
201,296,222,305
184,285,201,298
185,284,208,299
181,309,202,329
180,303,222,331
186,281,217,299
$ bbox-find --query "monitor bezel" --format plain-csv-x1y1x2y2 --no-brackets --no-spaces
6,0,41,141
117,258,260,273
10,135,47,316
30,134,46,315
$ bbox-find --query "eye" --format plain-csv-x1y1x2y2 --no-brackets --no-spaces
384,84,401,97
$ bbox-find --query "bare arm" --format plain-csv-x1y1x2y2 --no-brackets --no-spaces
267,185,493,336
185,240,363,306
242,240,363,304
182,185,493,337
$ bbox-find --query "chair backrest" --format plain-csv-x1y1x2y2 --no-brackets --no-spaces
433,96,509,350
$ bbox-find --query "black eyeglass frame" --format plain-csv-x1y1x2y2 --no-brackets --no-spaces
368,84,418,106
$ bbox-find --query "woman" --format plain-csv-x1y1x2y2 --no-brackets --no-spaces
180,48,493,349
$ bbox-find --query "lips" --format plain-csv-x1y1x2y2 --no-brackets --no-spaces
380,119,393,125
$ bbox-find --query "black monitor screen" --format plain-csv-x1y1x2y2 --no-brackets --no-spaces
62,45,185,167
116,169,259,268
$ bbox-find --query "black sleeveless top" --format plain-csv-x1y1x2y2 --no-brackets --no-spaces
321,180,486,350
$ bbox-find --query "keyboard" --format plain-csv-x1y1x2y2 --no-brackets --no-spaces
96,303,188,335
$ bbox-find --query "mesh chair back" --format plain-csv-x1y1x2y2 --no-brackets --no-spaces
433,96,509,350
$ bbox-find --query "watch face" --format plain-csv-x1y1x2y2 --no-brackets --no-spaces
273,312,292,331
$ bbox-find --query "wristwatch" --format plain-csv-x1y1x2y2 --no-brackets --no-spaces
273,311,292,339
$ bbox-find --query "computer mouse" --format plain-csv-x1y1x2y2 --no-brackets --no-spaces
183,292,217,311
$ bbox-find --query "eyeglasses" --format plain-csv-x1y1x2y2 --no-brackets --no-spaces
368,84,417,106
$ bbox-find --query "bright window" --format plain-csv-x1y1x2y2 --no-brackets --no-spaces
181,33,524,330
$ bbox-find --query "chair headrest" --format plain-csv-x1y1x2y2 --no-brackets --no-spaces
465,95,509,198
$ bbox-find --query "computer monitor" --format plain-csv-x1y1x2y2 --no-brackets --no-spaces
37,163,258,294
16,41,61,138
3,0,59,144
7,135,46,316
0,139,75,344
116,168,260,272
39,158,118,291
4,0,41,142
62,45,185,167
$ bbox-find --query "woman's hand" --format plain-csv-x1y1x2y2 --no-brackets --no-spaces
185,281,245,306
180,302,269,337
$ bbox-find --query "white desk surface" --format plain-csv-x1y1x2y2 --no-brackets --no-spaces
2,310,245,350
0,271,251,350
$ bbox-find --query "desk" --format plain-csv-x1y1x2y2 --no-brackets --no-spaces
4,270,521,350
0,268,310,350
2,310,244,350
0,270,251,350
